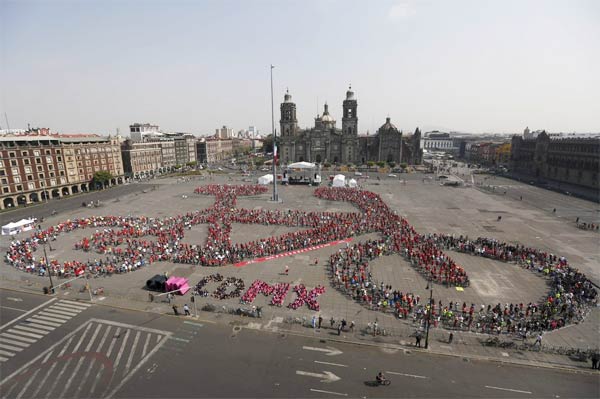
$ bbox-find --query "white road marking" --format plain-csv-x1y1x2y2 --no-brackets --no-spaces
124,330,141,377
183,321,204,328
46,307,79,317
30,340,71,399
141,333,151,358
60,300,91,307
0,298,56,331
12,325,49,335
45,323,93,398
38,311,71,321
0,343,24,352
485,385,532,394
0,337,30,347
309,389,348,396
29,316,63,327
302,346,343,356
6,328,44,339
314,360,348,368
296,370,341,383
387,371,427,379
2,331,39,342
1,306,28,313
6,297,23,302
0,349,15,357
58,323,102,398
21,322,55,331
15,351,53,399
78,325,112,397
168,336,190,343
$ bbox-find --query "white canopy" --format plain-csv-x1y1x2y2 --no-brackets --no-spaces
348,178,358,188
287,161,316,169
2,218,36,236
332,174,346,187
258,174,274,185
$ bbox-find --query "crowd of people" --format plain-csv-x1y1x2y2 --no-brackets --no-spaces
241,280,291,306
4,184,597,335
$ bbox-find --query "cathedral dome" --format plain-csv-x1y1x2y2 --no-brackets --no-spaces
380,117,397,131
321,103,335,122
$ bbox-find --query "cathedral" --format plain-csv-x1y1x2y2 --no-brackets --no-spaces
279,86,422,166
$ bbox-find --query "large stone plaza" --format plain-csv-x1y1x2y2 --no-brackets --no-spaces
1,170,598,354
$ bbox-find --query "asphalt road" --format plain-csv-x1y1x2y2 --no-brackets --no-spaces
0,182,153,226
0,289,597,399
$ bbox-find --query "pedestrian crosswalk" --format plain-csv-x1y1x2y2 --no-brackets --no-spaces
0,300,91,363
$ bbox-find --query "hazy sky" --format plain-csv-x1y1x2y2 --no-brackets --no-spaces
1,0,599,136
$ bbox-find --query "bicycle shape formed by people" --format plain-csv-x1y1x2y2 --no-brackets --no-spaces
5,184,597,332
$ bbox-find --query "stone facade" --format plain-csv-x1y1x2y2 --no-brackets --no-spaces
511,132,599,190
0,135,124,210
279,87,422,166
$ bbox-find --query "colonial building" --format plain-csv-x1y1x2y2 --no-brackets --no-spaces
279,86,421,166
120,140,163,178
0,134,124,210
511,131,599,190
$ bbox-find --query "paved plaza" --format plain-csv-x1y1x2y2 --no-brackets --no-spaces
1,172,598,369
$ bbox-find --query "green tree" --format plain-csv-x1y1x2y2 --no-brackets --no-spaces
376,161,386,168
400,162,408,170
92,170,113,189
186,161,197,167
367,161,375,168
388,161,396,168
262,135,274,153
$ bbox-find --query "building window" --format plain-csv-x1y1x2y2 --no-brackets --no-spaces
37,166,43,172
46,156,52,163
12,168,19,175
56,149,61,154
9,152,15,157
22,151,28,156
57,156,62,162
27,175,33,181
11,160,17,166
24,166,32,173
33,150,40,156
2,187,8,194
24,159,30,165
36,158,41,164
28,182,35,190
1,178,7,185
38,173,44,179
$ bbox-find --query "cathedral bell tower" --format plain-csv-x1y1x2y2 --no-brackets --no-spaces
280,89,298,137
342,85,358,136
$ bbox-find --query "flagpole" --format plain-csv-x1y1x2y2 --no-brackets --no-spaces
270,64,279,202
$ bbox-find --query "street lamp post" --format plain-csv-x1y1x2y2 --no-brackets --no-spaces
270,64,279,202
42,235,54,294
424,277,433,349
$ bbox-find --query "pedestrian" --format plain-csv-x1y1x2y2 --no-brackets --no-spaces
330,317,335,328
167,292,173,304
553,208,556,213
337,324,342,336
318,315,323,329
172,304,179,316
285,265,289,275
341,319,347,331
591,352,599,370
311,315,317,329
576,217,580,224
534,333,542,348
415,332,422,348
448,332,454,344
350,321,355,332
149,293,154,302
314,258,318,266
183,304,190,316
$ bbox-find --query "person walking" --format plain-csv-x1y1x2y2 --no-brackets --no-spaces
172,304,179,316
349,321,355,332
183,304,191,316
330,317,335,328
591,352,599,370
415,331,422,347
318,315,323,329
285,265,289,275
311,315,317,329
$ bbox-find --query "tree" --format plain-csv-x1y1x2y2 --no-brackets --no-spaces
262,135,274,154
400,162,408,170
376,161,386,168
367,161,375,168
388,161,396,168
186,161,197,167
92,171,113,189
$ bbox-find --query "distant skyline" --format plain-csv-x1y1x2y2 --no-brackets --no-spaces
1,0,599,136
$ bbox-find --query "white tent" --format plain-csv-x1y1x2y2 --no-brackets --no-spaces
348,178,358,188
258,174,274,185
332,174,346,187
1,218,36,236
287,161,316,169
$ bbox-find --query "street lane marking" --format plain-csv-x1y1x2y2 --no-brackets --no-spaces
168,336,190,343
0,337,30,347
0,349,15,357
296,370,341,383
1,306,28,313
314,361,348,368
387,371,427,379
0,343,24,352
21,322,55,331
38,311,71,321
183,321,204,328
28,316,62,327
12,325,49,335
6,329,44,339
0,298,56,331
302,346,343,356
485,386,531,394
60,300,91,307
46,307,79,317
1,332,38,343
309,389,348,396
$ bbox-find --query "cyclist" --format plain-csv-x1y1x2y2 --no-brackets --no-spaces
376,372,386,384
